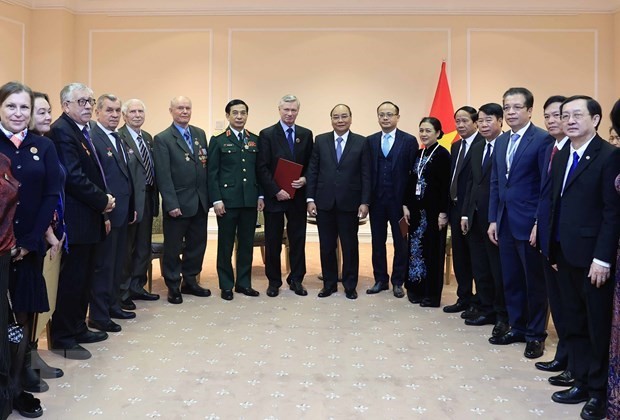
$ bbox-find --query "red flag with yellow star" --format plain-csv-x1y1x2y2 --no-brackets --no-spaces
429,61,459,150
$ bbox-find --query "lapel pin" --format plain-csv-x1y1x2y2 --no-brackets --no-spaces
585,156,590,160
296,138,300,143
33,155,40,161
30,147,38,154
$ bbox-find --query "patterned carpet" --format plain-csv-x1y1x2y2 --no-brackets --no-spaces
17,242,578,419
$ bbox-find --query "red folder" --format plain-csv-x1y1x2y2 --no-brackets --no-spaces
274,158,303,198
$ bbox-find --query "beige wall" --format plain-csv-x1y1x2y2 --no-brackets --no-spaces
1,4,619,136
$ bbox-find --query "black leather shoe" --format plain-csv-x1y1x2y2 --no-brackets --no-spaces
366,282,388,294
50,344,91,360
549,370,575,387
443,300,468,313
131,289,160,301
110,308,136,320
13,391,43,418
580,397,606,420
120,298,136,310
266,285,279,297
406,288,422,304
290,281,308,296
460,306,479,319
393,285,405,298
221,289,233,300
465,314,496,326
75,329,108,344
88,319,121,333
31,349,64,379
524,340,545,358
535,359,567,372
181,283,211,297
488,330,526,345
345,289,358,300
492,321,510,338
234,286,260,297
318,285,337,298
551,386,589,404
420,298,440,307
167,288,183,304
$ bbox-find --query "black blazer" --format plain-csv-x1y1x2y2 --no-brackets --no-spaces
536,140,564,257
90,124,133,228
306,131,371,212
257,122,313,212
367,128,418,206
450,133,484,211
48,113,108,245
548,134,620,266
462,139,493,226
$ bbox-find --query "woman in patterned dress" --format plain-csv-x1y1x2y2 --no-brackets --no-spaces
403,117,450,307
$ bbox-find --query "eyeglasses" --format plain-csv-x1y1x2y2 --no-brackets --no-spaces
67,98,96,107
378,112,396,119
503,104,527,112
561,112,589,122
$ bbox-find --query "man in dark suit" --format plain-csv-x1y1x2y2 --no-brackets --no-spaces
547,96,620,420
306,104,371,300
460,103,508,337
48,83,115,359
366,101,417,298
118,99,160,305
153,96,210,304
257,94,313,297
208,99,263,301
444,106,483,314
532,95,573,387
88,94,135,333
487,87,552,359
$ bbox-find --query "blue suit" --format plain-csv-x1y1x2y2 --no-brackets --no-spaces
489,122,552,341
367,129,417,287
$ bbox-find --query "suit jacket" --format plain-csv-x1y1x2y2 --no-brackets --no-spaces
536,140,564,257
48,113,108,244
548,135,620,266
450,133,484,212
118,125,159,222
489,123,552,240
90,124,133,228
368,128,418,206
208,127,262,208
257,122,313,212
153,123,209,216
306,131,371,212
462,139,493,225
0,132,61,255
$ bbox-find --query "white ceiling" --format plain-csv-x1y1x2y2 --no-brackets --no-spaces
5,0,620,15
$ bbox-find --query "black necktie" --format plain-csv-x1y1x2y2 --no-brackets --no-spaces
482,143,492,169
286,127,294,155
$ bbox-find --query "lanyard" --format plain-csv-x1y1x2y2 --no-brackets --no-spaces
416,143,439,178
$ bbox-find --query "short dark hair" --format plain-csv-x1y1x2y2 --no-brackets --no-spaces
377,101,399,115
330,103,351,117
225,99,248,114
503,87,534,109
33,91,50,104
560,95,602,130
0,81,34,119
419,116,444,139
543,95,567,111
454,105,478,123
478,103,503,120
610,99,620,135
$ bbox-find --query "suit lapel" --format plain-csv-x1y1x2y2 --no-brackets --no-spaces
172,125,195,160
95,126,129,178
119,126,146,169
390,130,404,170
276,123,295,159
510,125,535,171
563,136,602,192
338,132,354,165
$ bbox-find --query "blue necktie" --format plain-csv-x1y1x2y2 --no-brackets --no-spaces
564,151,580,191
507,133,520,168
184,129,193,154
286,127,295,155
336,137,343,162
482,143,492,169
382,133,391,157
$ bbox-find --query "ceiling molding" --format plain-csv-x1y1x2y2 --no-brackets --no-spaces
4,0,620,15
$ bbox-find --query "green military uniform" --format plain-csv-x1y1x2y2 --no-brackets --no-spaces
208,127,261,291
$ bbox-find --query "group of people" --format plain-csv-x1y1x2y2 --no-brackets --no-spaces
0,80,618,420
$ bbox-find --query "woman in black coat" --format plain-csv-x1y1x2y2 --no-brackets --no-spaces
403,117,450,307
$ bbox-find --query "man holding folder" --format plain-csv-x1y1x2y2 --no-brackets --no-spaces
257,95,314,297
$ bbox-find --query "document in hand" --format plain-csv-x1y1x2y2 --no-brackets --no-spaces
274,158,303,198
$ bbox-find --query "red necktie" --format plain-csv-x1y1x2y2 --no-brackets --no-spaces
547,145,559,174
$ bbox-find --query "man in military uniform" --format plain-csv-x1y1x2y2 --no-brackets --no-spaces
208,99,264,300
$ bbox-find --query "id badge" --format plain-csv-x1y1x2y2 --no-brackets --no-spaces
415,182,422,196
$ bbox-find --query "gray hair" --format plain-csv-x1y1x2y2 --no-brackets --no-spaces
278,94,300,109
122,98,147,114
59,83,93,105
96,93,121,110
